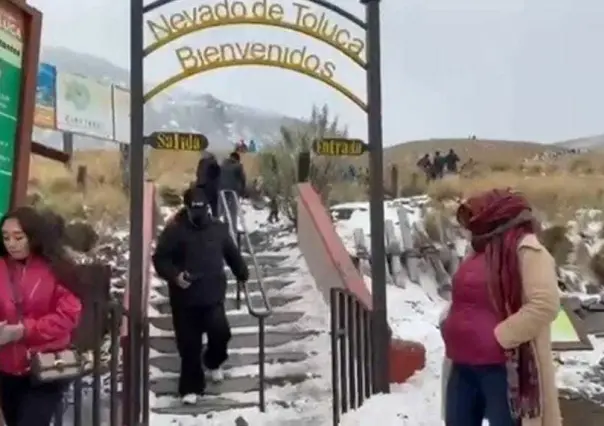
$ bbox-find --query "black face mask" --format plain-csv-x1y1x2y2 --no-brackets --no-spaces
187,201,211,227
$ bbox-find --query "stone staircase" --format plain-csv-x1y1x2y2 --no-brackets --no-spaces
148,250,319,416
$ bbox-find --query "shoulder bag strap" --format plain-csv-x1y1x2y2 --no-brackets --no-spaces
6,266,24,320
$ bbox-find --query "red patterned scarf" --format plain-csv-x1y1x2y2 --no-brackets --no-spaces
456,188,541,420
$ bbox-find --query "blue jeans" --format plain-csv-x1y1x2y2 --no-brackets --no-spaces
445,364,519,426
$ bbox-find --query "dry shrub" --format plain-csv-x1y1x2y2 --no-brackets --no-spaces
538,225,573,265
398,172,427,197
427,172,604,220
589,246,604,285
328,182,366,204
29,149,263,221
423,209,444,242
157,185,182,207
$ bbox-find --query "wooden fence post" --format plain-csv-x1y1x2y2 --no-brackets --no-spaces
62,132,74,170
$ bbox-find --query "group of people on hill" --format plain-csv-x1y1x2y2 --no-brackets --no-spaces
417,149,461,181
234,139,257,154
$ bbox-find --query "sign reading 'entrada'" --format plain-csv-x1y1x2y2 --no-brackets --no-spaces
312,138,368,156
145,0,365,83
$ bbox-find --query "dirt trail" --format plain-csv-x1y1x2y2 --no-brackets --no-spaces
561,397,604,426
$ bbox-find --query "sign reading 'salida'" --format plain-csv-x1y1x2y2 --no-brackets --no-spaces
143,0,367,110
145,132,209,151
312,138,368,156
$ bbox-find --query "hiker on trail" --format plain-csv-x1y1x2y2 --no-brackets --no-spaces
248,140,257,153
235,140,247,153
0,207,82,425
195,151,221,217
444,149,460,173
439,189,561,426
152,186,249,406
432,151,445,179
267,196,280,224
219,152,247,230
416,154,432,181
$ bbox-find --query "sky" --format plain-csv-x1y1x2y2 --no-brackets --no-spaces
29,0,604,146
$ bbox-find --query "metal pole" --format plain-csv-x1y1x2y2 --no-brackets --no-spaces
128,0,145,423
362,0,389,394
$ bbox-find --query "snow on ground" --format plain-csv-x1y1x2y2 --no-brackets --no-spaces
331,197,604,425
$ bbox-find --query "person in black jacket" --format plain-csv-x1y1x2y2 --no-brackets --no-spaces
152,186,249,405
195,151,221,217
444,148,460,173
219,152,246,229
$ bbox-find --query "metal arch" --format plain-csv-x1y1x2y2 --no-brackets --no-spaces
143,19,367,69
143,0,366,30
143,60,368,111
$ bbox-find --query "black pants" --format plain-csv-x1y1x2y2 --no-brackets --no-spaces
171,303,231,396
0,373,66,426
445,364,519,426
207,192,219,218
267,209,279,223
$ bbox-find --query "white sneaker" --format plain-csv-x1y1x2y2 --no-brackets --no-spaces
208,368,224,383
181,393,198,405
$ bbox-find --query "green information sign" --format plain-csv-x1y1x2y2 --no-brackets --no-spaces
551,307,579,343
550,301,593,351
0,10,23,216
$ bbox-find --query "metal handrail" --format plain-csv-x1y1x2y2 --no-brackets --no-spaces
219,189,272,318
219,189,272,412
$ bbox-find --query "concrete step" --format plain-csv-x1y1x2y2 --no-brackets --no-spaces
154,278,296,298
241,253,288,266
150,311,304,331
151,372,309,396
151,294,303,316
152,398,257,415
150,351,308,372
224,265,298,281
149,330,317,353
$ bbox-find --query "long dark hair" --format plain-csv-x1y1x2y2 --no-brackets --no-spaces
0,207,81,296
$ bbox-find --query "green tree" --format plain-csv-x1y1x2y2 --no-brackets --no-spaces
258,105,349,223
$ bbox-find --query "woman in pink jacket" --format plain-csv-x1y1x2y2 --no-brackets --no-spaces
441,189,561,426
0,207,82,425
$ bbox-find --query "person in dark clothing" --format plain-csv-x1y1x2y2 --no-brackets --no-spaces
195,151,221,217
219,152,247,229
416,154,432,182
444,149,460,173
432,151,445,179
267,196,279,223
152,187,249,405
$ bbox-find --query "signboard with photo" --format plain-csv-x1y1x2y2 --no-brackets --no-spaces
56,72,114,139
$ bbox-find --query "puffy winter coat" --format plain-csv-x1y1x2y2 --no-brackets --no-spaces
219,158,246,195
442,251,506,365
0,256,82,375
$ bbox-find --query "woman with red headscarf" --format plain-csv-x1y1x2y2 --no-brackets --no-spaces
440,189,561,426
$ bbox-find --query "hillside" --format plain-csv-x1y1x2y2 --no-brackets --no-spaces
349,138,558,169
34,47,304,151
556,134,604,150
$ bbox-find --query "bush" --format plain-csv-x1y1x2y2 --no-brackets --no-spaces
589,246,604,286
257,105,351,222
158,186,182,207
539,225,573,265
64,222,99,253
